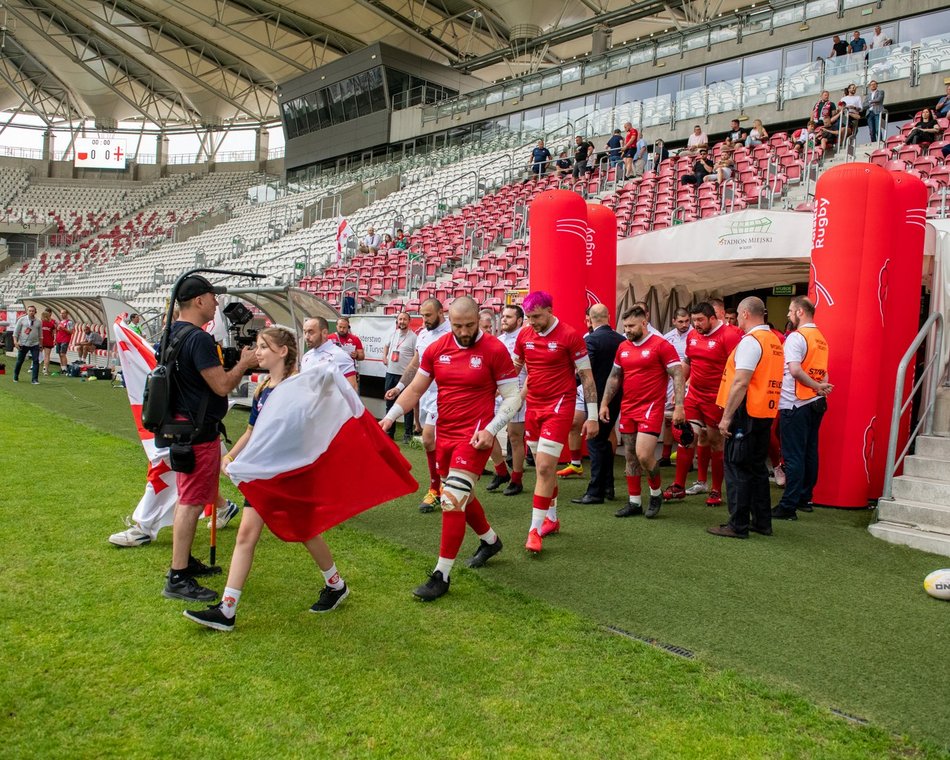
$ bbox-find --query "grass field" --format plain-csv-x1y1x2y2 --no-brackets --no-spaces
1,373,948,757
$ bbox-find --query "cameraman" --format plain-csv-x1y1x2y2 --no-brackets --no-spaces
163,275,256,603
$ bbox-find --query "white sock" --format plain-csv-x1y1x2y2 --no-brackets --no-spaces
629,496,642,506
221,587,242,619
478,528,498,544
650,487,662,497
435,557,455,579
530,508,547,532
571,459,581,466
321,563,345,590
546,504,558,521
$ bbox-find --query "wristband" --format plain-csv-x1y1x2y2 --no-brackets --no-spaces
385,402,405,422
396,381,405,391
223,454,233,462
586,402,599,421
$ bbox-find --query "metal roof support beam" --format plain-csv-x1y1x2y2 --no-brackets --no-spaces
349,0,462,62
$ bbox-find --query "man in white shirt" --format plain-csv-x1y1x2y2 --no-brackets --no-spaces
686,125,709,154
487,304,528,496
870,25,887,50
359,227,382,254
301,317,358,389
382,311,417,441
13,305,41,384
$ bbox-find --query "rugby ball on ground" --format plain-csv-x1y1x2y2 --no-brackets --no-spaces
923,569,950,600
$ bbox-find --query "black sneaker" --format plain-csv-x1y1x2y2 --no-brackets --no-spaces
502,481,523,496
657,457,673,467
485,473,511,492
413,570,450,601
645,493,663,519
799,502,815,513
465,537,503,568
771,506,798,521
310,583,350,613
163,574,218,602
605,486,615,501
615,502,644,518
183,603,234,631
183,555,222,577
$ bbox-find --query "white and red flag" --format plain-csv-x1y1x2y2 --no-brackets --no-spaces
226,363,415,542
335,216,354,265
112,317,177,537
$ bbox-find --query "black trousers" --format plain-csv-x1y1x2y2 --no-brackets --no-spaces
724,406,774,535
776,398,827,512
585,403,619,499
14,345,40,382
383,372,413,439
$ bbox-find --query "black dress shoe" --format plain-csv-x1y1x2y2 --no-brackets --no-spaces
571,494,604,505
749,524,773,536
798,503,814,513
615,503,644,517
706,524,749,539
605,486,615,501
502,481,523,496
771,507,798,520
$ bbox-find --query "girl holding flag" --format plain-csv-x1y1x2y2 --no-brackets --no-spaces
184,326,349,631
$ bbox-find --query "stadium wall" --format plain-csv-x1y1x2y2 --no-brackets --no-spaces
0,156,285,181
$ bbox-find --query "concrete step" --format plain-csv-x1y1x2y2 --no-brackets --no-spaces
915,435,950,462
868,522,950,558
903,455,950,481
891,475,950,505
876,497,950,533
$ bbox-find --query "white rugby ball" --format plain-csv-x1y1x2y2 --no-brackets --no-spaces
923,569,950,600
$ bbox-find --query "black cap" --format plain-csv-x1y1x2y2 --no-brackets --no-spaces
177,275,225,303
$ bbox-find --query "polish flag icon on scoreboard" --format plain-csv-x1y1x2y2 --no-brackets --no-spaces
74,137,127,169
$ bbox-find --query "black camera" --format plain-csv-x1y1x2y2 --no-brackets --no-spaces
221,302,260,373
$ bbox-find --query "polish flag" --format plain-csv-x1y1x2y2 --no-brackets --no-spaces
335,216,354,265
204,304,229,343
227,363,416,542
113,317,178,536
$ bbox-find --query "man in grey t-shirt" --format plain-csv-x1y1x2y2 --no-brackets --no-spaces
13,305,41,384
382,311,417,439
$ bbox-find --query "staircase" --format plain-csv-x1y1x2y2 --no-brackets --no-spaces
870,434,950,557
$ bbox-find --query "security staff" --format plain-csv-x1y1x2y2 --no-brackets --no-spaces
772,297,832,520
708,297,784,539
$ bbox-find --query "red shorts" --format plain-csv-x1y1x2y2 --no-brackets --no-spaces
617,416,661,437
524,405,575,447
618,398,665,437
436,438,492,478
176,439,221,506
684,394,724,427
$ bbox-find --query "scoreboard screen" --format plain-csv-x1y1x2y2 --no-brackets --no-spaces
74,137,127,169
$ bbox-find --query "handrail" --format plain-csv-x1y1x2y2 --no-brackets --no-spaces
438,170,478,210
475,153,515,198
881,311,945,501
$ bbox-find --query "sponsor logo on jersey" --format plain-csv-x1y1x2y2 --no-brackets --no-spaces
438,354,451,364
525,341,535,350
620,351,630,359
469,355,483,369
689,339,697,346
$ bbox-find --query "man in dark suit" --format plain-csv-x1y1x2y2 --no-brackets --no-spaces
572,304,626,504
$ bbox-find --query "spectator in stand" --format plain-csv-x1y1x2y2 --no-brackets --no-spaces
681,148,714,186
13,305,41,384
652,139,670,169
529,139,552,178
394,229,409,250
727,119,748,144
849,31,867,54
713,149,735,184
382,311,417,441
632,133,648,176
606,129,623,169
793,120,817,156
811,91,834,124
841,83,864,132
686,125,709,154
818,115,840,154
870,25,887,50
744,119,768,148
359,227,381,254
621,122,639,179
381,233,394,248
76,326,105,362
328,316,365,373
829,35,850,58
573,135,594,179
864,81,885,143
721,135,735,153
904,107,941,147
554,151,572,178
935,85,950,119
40,308,56,375
55,308,74,371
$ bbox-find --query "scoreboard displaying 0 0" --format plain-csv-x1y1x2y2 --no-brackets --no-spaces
74,137,127,169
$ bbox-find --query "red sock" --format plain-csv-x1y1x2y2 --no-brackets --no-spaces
439,511,466,560
674,445,693,488
511,470,523,485
570,448,582,464
697,445,710,482
711,449,724,492
661,442,673,459
465,497,491,535
648,471,662,490
426,449,441,491
494,461,509,477
626,475,642,497
532,493,553,510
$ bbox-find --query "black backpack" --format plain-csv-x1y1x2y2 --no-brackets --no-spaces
141,324,207,439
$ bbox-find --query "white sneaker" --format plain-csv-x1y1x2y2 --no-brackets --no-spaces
684,481,709,495
773,465,786,488
109,517,153,547
209,499,240,529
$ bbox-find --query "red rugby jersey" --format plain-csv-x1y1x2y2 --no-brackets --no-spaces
514,318,588,411
685,322,742,400
614,334,680,416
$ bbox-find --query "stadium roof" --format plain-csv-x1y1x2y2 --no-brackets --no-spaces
0,0,748,128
